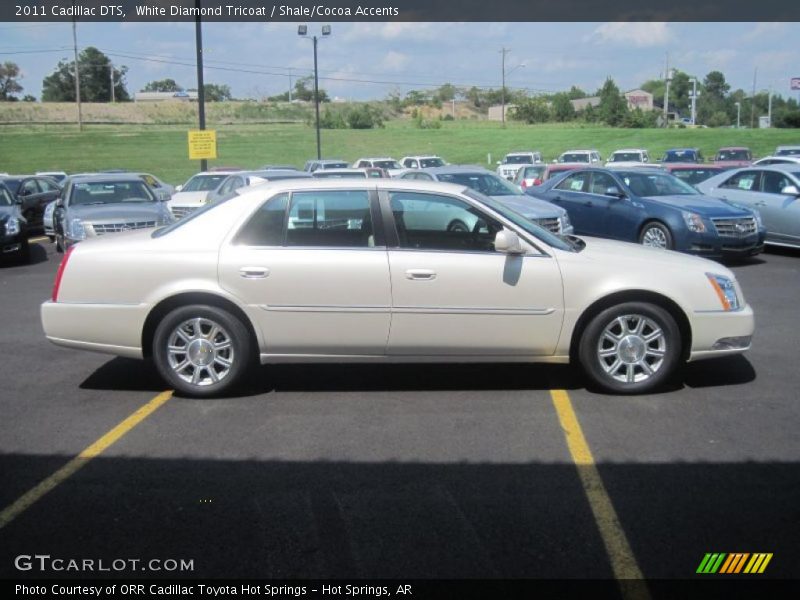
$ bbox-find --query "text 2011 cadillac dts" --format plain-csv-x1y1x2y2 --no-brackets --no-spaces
42,179,754,397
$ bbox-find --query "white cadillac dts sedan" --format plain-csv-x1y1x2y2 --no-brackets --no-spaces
41,179,754,397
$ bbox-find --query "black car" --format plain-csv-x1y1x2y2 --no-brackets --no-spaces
0,181,29,264
0,175,61,233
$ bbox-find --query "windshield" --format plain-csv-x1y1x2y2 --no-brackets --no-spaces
560,153,589,163
372,160,401,169
2,179,22,194
520,166,545,178
610,152,642,162
420,158,445,168
0,185,13,206
181,174,228,192
463,189,575,252
776,148,800,156
322,162,349,169
436,172,521,196
716,149,750,161
618,171,699,196
313,171,367,179
671,168,722,186
663,150,697,162
504,155,534,164
69,181,156,205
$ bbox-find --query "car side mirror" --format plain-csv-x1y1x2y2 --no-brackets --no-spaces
175,185,183,192
494,229,524,254
781,185,800,196
605,187,625,198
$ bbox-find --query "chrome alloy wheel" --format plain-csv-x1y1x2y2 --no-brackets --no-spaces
597,314,666,384
166,318,234,386
641,226,668,248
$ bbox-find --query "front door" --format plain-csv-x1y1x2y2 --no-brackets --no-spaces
383,190,564,356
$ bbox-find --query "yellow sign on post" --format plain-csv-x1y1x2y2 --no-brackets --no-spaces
188,129,217,160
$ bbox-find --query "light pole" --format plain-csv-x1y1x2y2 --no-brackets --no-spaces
663,67,675,126
689,77,699,126
299,24,331,160
499,48,524,128
734,101,741,129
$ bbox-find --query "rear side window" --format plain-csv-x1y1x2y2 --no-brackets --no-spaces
286,190,375,248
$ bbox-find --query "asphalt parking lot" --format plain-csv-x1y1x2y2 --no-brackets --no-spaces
1,239,799,586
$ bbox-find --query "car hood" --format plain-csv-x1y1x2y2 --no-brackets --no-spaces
490,195,565,219
0,205,22,219
574,235,720,270
714,160,751,168
642,194,751,217
169,191,209,206
69,202,167,221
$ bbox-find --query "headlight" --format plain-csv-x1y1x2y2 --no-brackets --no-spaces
560,212,572,233
682,211,706,233
5,217,21,236
68,217,86,241
706,273,741,311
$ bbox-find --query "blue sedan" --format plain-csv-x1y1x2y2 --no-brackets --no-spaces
526,167,765,259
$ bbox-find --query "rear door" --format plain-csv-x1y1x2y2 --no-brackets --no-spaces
218,188,392,356
548,171,595,234
758,170,800,243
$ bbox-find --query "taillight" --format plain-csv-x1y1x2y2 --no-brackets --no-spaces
533,178,542,186
520,180,528,189
52,245,75,302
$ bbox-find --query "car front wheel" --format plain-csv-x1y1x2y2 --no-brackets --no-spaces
578,302,681,394
639,222,674,249
153,305,252,397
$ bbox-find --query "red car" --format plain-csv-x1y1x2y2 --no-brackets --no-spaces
713,147,753,168
543,163,583,181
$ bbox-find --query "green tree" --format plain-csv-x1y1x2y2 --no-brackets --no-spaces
551,93,576,122
292,76,329,103
142,78,182,92
42,47,129,102
597,78,628,126
0,61,23,100
703,71,730,101
566,85,588,100
511,97,551,123
203,83,232,102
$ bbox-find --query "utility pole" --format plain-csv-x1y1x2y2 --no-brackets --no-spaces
750,67,757,129
109,62,115,103
72,16,82,131
500,47,509,128
689,78,699,126
313,35,321,159
768,85,773,127
662,53,671,126
194,0,207,172
288,67,293,102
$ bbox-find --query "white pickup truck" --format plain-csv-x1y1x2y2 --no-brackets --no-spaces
496,151,543,180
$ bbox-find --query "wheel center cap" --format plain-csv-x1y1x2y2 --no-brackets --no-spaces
187,339,214,366
619,335,646,363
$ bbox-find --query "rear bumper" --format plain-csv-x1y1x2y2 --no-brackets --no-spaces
41,300,147,359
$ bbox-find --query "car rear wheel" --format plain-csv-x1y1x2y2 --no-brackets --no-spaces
578,302,681,394
639,222,674,250
153,305,252,397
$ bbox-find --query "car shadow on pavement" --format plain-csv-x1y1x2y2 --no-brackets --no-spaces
680,355,756,389
0,453,798,582
28,242,49,265
79,357,169,393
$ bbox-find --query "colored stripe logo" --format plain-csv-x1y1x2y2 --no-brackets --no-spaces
697,553,773,574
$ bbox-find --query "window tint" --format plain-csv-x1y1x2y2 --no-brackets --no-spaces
720,171,760,191
38,178,59,192
142,174,159,188
589,172,618,195
389,191,503,253
21,180,40,195
761,171,793,195
555,172,589,193
286,190,374,248
234,193,288,246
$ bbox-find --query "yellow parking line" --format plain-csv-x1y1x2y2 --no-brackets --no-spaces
550,390,650,596
0,390,173,530
28,236,49,243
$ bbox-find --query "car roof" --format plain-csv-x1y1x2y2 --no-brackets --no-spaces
190,170,239,177
246,169,311,178
560,149,597,153
665,147,699,152
402,155,443,159
505,150,540,155
717,146,749,151
68,174,152,184
313,168,371,174
418,165,491,175
747,163,800,172
355,157,397,161
611,148,647,153
310,159,348,164
776,145,800,150
664,163,722,169
244,176,467,196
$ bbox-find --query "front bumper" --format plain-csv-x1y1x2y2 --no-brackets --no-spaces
1,232,26,255
688,304,755,361
682,230,765,259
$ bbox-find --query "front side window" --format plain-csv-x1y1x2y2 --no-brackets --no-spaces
560,153,589,163
435,172,521,196
555,171,590,193
182,174,228,192
21,180,40,195
589,172,619,195
389,191,502,253
286,190,374,248
720,171,760,192
761,171,793,195
618,171,698,197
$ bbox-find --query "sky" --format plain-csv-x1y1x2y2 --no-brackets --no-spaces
1,21,798,101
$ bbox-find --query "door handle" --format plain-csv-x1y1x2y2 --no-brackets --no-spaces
753,201,766,207
239,267,269,279
405,269,436,281
584,201,594,207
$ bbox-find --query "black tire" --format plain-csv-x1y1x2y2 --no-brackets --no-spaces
638,221,674,250
153,304,253,398
578,302,682,394
447,220,469,232
16,238,31,265
55,235,64,254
